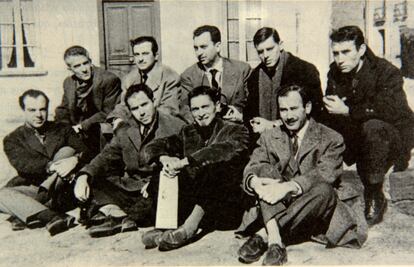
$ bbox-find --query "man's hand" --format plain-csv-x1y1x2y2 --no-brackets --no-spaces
159,156,189,178
74,174,90,202
72,124,83,133
49,156,78,178
140,182,150,198
251,176,298,205
222,105,243,122
250,117,281,133
112,118,124,131
323,95,349,115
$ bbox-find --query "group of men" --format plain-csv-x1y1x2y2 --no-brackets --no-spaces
1,24,413,265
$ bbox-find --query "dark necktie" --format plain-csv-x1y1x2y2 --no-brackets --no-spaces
141,72,148,85
209,69,219,89
291,134,298,157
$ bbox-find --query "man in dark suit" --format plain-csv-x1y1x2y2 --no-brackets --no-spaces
245,27,325,134
73,84,185,238
238,85,367,265
179,25,251,123
55,45,122,155
141,86,250,251
323,26,414,226
1,89,90,236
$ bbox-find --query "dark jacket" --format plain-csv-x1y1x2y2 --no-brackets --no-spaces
3,122,89,186
80,112,185,192
144,118,250,193
245,52,324,123
326,47,414,129
241,119,367,248
179,58,251,123
55,66,122,131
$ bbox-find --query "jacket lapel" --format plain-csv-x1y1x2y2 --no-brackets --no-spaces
271,129,291,171
22,126,49,157
297,119,320,164
127,124,143,152
222,58,237,102
91,66,103,110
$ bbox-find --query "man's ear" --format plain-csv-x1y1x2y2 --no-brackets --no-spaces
357,43,367,57
154,52,160,61
215,41,221,53
279,40,284,51
305,101,312,115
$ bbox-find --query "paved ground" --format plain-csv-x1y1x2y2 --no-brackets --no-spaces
0,79,413,266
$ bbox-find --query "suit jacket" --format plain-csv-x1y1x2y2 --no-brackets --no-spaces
242,118,367,248
143,118,250,197
3,122,89,186
179,58,252,123
108,62,181,121
245,52,324,123
80,112,185,192
326,47,414,134
55,66,122,131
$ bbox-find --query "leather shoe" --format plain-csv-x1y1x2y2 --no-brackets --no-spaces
262,244,287,266
46,215,76,236
89,212,106,226
89,216,137,238
238,234,268,264
158,227,193,251
365,191,387,226
142,229,164,249
8,216,26,231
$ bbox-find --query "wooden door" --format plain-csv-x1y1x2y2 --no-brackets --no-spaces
102,1,160,77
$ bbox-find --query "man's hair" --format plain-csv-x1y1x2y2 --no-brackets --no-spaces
253,27,281,47
188,86,220,107
330,25,365,49
130,36,159,55
19,89,50,110
193,25,221,44
277,85,310,107
63,45,91,62
124,84,154,110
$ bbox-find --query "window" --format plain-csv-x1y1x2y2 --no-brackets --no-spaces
226,0,262,66
0,0,42,75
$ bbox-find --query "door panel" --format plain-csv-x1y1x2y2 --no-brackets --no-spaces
103,1,160,78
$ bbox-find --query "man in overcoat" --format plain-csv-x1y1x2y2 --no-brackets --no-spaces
55,45,122,155
73,84,185,238
323,25,414,226
244,27,325,134
1,89,90,236
108,36,181,123
238,85,367,265
142,85,250,251
179,25,251,123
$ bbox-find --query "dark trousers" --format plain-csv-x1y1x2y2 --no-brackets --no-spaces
326,118,401,185
260,182,337,245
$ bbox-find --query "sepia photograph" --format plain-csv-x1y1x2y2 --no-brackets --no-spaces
0,0,413,266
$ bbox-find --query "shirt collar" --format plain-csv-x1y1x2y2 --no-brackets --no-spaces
205,57,223,73
293,119,310,145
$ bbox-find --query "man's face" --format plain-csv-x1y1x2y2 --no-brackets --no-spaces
256,36,283,68
193,32,220,67
278,91,311,133
65,55,93,81
190,94,219,127
332,41,366,73
127,91,156,126
133,42,158,72
23,95,48,129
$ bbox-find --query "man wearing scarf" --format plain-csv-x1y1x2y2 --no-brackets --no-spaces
323,26,414,226
55,46,121,156
244,27,325,135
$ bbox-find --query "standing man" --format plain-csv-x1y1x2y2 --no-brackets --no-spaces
56,45,122,156
1,89,90,235
324,26,414,226
108,36,181,122
245,27,324,134
142,86,250,251
73,84,185,238
238,85,366,265
180,25,251,123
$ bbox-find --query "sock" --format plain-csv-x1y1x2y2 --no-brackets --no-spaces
266,219,283,246
182,204,205,236
256,227,268,243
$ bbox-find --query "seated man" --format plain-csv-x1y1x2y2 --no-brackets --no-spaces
238,85,366,265
55,45,122,156
73,84,185,238
108,36,181,123
323,26,414,225
179,25,251,123
142,86,250,251
1,89,90,236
